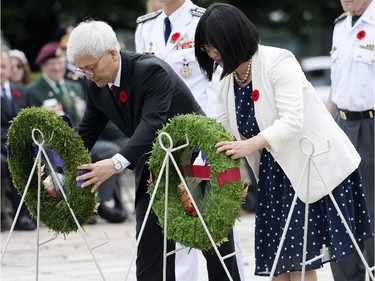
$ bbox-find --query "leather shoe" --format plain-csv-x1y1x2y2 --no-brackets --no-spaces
1,214,11,232
98,204,127,223
14,215,36,231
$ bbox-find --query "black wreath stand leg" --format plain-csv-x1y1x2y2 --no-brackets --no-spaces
125,132,240,281
269,136,375,281
1,128,109,281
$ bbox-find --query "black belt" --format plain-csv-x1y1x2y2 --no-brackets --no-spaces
339,109,374,120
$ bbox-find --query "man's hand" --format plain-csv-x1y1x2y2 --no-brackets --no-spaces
76,159,116,193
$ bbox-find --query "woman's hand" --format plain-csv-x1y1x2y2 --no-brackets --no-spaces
215,135,269,159
76,159,116,193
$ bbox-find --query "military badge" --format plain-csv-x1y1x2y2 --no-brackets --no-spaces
176,40,194,50
181,63,192,78
143,42,155,55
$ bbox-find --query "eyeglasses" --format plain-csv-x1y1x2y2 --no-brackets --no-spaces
200,44,219,53
75,55,104,76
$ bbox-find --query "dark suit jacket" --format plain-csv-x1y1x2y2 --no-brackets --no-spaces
77,51,242,281
26,77,85,126
78,50,204,171
1,82,31,156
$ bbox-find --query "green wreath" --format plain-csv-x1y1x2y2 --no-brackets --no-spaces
148,114,243,250
7,107,96,234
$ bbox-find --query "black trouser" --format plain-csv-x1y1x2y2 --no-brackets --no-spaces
330,116,374,281
1,153,30,220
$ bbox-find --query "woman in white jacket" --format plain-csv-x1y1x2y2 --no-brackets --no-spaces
195,3,373,281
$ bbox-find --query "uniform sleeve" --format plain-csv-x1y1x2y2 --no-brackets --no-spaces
135,24,145,53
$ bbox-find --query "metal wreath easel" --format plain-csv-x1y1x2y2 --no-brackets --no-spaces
1,128,109,281
125,131,240,281
269,136,375,281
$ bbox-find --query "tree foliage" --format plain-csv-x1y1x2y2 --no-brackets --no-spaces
2,0,343,68
2,0,146,69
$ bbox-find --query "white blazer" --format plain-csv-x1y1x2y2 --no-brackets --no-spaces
217,45,360,203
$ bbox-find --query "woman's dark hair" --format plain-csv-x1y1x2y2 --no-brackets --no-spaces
195,3,260,80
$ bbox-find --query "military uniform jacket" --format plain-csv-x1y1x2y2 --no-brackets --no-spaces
330,0,375,111
26,77,85,126
135,0,218,118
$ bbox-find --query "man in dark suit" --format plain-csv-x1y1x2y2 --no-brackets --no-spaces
67,20,241,281
27,42,128,223
1,46,36,231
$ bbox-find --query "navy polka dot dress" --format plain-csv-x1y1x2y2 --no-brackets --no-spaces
234,82,373,277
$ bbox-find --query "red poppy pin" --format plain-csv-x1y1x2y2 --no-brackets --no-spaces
251,89,260,101
119,91,128,103
357,30,366,40
12,90,21,99
171,32,181,42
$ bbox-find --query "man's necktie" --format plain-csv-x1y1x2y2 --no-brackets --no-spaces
352,15,360,26
1,86,13,114
56,83,64,95
56,83,72,108
164,17,171,45
111,85,120,104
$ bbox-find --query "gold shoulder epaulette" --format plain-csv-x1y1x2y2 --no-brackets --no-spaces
136,9,163,24
190,7,206,17
334,12,349,24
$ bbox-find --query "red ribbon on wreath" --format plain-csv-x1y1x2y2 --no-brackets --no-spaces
216,167,241,186
179,164,211,179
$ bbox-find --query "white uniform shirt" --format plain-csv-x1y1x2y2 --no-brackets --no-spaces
330,0,375,111
135,0,219,118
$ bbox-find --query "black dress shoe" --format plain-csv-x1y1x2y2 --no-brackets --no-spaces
98,204,127,223
1,213,11,232
14,215,36,231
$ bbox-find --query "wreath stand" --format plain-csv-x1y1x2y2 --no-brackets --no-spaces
269,136,375,281
125,132,240,281
1,129,109,281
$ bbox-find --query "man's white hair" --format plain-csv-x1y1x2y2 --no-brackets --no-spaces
66,20,121,63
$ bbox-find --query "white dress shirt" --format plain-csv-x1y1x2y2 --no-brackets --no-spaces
330,1,375,111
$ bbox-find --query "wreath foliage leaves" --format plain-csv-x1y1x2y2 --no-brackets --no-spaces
148,114,243,250
7,107,96,234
